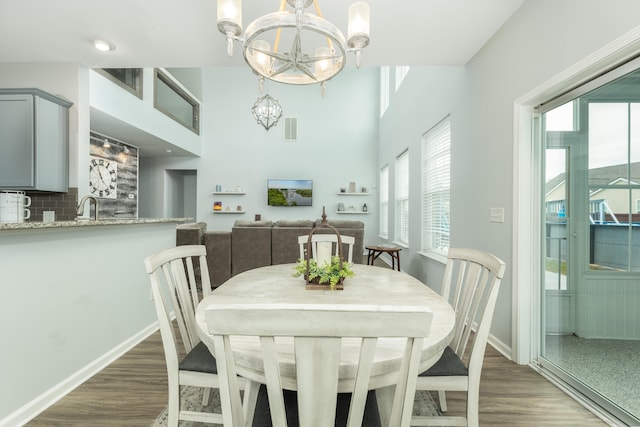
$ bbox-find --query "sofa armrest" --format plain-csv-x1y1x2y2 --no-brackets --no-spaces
176,222,207,246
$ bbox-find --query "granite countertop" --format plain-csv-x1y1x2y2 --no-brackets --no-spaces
0,217,192,231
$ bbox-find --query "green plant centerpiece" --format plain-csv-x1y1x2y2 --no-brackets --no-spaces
293,255,355,290
293,207,355,290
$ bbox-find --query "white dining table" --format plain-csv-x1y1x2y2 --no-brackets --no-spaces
195,263,455,425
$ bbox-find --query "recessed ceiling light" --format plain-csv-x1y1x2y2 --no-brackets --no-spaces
166,149,173,154
93,39,115,52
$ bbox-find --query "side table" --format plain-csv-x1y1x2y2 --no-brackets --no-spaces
366,245,402,271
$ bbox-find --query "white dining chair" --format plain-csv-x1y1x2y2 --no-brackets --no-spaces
411,248,506,427
144,245,249,426
298,234,355,264
206,301,433,427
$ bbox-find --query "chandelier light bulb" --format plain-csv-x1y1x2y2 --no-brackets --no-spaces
217,0,242,27
315,47,331,74
253,40,272,72
217,0,243,56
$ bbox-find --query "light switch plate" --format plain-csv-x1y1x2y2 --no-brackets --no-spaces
490,207,505,223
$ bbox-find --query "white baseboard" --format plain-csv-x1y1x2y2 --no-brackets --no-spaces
487,331,512,361
0,322,159,427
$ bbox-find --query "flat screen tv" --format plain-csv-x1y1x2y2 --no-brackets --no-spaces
267,179,313,207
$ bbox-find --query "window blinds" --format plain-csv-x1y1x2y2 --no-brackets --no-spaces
422,117,451,253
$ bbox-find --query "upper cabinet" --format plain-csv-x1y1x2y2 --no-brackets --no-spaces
0,89,72,192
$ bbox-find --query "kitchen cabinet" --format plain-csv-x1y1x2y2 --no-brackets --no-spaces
0,89,73,192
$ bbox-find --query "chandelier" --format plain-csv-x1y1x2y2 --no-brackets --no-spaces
251,93,283,131
217,0,370,93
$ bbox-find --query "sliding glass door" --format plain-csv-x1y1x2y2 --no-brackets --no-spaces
538,62,640,425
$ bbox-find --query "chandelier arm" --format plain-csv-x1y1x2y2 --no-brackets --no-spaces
270,62,296,77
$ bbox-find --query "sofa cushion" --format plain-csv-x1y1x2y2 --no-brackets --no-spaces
315,219,364,229
233,220,273,227
232,224,272,275
272,221,314,265
203,231,232,287
274,220,314,228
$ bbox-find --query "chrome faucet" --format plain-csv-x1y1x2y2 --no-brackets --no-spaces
77,195,99,220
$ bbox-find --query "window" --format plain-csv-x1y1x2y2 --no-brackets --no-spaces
154,68,200,134
395,150,409,244
95,68,143,98
421,116,451,257
379,165,389,238
380,66,389,118
395,66,410,92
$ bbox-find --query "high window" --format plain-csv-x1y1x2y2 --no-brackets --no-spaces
421,116,451,258
395,66,410,92
395,150,409,244
154,68,200,134
380,66,389,118
96,68,143,98
379,165,389,238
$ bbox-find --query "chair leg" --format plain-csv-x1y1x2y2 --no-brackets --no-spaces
168,382,180,427
467,389,479,427
202,387,211,405
438,390,448,412
243,378,260,425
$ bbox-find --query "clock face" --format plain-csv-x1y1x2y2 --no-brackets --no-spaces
89,156,118,199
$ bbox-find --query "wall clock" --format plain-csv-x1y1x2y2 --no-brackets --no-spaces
89,155,118,199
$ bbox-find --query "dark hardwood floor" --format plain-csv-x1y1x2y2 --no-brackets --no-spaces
26,330,609,426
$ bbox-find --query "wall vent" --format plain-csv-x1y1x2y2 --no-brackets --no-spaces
283,117,298,142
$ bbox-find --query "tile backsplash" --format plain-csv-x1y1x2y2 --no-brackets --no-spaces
26,187,78,222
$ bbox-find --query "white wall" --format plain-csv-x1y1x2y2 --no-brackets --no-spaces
378,0,640,357
90,69,201,156
143,66,380,245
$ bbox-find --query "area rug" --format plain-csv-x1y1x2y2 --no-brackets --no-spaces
151,386,440,426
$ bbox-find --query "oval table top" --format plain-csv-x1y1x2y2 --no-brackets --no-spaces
195,263,455,392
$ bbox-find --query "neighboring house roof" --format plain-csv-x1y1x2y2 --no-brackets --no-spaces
546,162,640,196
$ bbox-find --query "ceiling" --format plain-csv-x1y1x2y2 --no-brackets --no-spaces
0,0,523,68
0,0,523,157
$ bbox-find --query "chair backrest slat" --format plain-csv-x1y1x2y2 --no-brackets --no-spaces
440,248,506,361
297,234,355,264
145,245,212,354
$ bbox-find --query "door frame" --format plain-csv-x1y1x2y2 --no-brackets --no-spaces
512,28,640,365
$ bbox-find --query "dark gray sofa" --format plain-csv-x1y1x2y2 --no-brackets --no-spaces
176,219,365,287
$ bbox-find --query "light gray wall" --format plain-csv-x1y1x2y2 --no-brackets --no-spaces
0,224,176,424
378,0,640,352
143,66,380,245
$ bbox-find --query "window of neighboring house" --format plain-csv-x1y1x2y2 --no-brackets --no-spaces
95,68,143,98
421,116,451,259
395,150,409,245
395,66,410,92
380,66,390,118
154,68,200,134
379,165,389,238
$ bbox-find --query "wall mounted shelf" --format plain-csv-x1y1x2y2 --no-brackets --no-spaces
336,211,369,214
336,192,369,196
213,211,245,214
212,192,245,195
